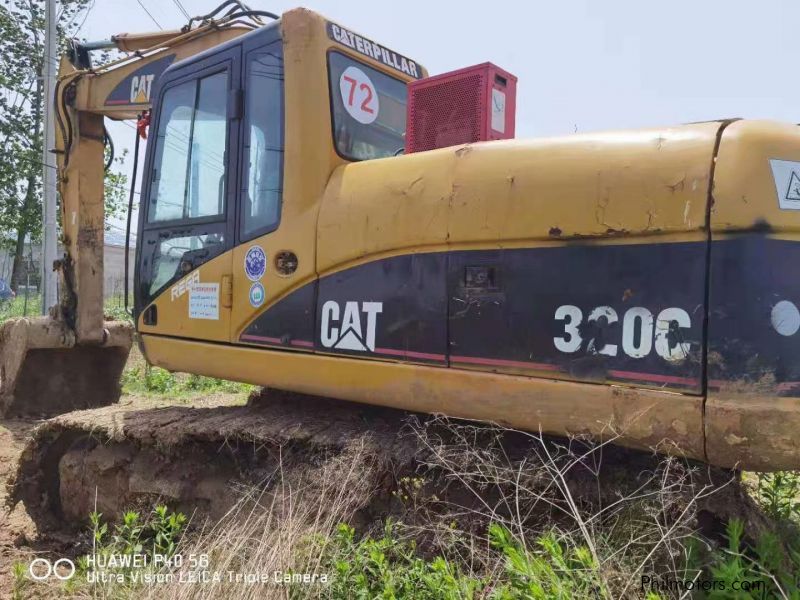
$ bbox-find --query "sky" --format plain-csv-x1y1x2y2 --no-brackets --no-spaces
77,0,800,231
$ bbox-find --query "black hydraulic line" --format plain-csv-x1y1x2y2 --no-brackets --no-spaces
124,117,143,316
187,0,277,28
53,78,66,159
61,79,74,168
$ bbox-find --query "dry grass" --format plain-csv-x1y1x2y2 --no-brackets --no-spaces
136,416,755,600
396,418,742,598
143,437,382,600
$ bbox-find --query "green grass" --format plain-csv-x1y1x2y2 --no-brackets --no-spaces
311,520,609,600
121,363,255,397
0,293,42,322
0,293,133,324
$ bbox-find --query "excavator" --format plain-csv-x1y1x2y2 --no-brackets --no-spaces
2,3,800,524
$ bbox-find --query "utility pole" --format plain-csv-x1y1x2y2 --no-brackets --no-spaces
41,0,58,314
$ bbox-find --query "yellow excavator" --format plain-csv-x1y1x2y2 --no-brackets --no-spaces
2,1,800,506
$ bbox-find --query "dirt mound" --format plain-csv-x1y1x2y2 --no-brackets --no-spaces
8,389,769,545
10,390,420,528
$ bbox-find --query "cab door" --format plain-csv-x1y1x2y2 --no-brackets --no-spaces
136,46,241,341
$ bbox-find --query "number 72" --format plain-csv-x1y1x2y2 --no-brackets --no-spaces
342,75,375,114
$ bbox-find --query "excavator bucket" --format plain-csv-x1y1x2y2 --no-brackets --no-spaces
0,317,132,418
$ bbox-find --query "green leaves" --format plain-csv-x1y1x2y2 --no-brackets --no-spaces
316,521,610,600
88,504,187,561
756,471,800,521
151,505,187,558
704,518,800,600
0,0,128,287
489,523,607,600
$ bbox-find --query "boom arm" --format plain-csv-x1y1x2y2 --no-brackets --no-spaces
54,20,252,342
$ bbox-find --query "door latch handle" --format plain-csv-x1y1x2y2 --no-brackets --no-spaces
221,274,233,308
464,266,498,291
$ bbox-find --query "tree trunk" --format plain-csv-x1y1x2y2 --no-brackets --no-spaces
10,218,26,291
10,173,38,291
9,60,43,292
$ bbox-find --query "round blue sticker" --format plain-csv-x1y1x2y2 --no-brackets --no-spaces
244,246,266,281
249,281,265,308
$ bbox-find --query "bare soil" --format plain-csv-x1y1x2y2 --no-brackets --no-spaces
0,414,50,598
0,385,776,599
0,392,254,598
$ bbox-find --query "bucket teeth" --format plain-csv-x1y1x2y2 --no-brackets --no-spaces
0,317,132,418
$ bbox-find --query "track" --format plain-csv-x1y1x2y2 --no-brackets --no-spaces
10,390,420,529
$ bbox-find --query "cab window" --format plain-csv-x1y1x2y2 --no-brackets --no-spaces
240,45,284,240
149,71,229,223
327,51,407,161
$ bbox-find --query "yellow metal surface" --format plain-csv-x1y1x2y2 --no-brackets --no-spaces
74,28,250,119
54,110,106,343
142,333,705,462
704,120,800,470
317,123,719,275
712,120,800,232
112,29,186,52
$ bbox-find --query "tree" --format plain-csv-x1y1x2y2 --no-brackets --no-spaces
0,0,127,290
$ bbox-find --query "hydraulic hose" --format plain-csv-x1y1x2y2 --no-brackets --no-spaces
124,115,143,316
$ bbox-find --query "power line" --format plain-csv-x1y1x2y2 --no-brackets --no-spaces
172,0,191,21
17,155,142,197
74,0,97,37
135,0,163,30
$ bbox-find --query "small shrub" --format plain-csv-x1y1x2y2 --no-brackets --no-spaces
315,520,620,600
703,519,800,599
755,471,800,522
113,510,145,555
151,505,187,557
319,521,485,599
489,523,609,600
89,505,187,561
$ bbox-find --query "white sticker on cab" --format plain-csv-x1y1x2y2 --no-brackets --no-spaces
189,283,220,320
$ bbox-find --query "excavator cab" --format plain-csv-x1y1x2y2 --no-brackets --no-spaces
132,11,421,357
0,8,420,417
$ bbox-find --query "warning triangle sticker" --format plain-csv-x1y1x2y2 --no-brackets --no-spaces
787,172,800,201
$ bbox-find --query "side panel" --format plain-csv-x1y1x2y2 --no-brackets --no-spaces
241,240,705,393
316,254,447,362
448,242,706,392
239,283,316,349
706,120,800,470
241,253,447,362
708,236,800,392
